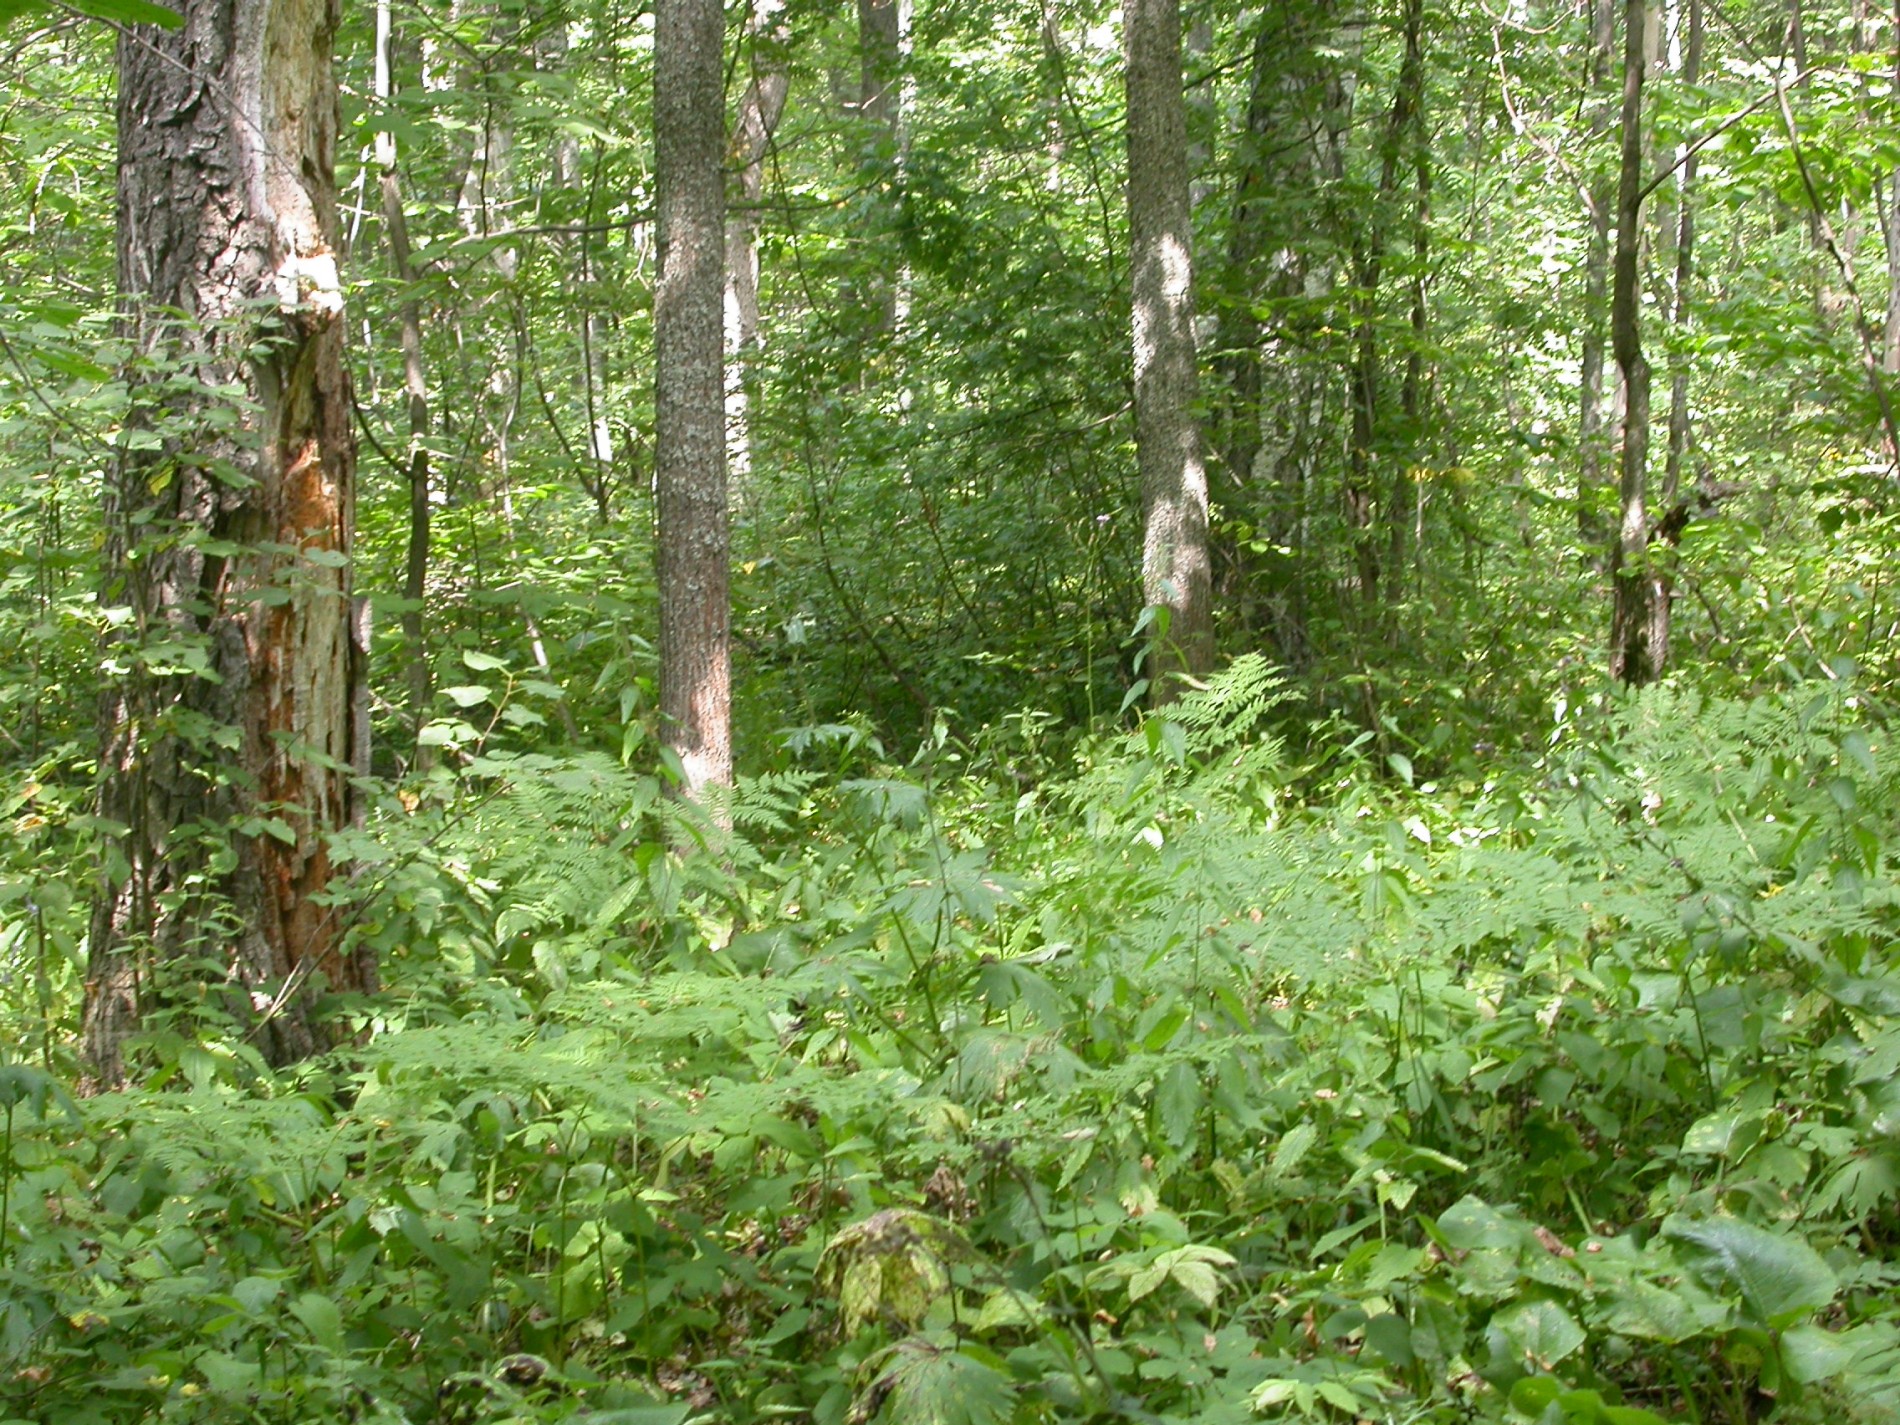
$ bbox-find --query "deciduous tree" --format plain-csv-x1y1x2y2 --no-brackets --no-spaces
655,0,732,804
86,0,370,1083
1125,0,1212,695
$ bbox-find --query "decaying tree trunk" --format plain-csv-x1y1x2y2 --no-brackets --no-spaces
87,0,371,1085
1126,0,1214,696
655,0,733,806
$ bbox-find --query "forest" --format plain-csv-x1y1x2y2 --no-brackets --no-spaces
1,0,1899,1418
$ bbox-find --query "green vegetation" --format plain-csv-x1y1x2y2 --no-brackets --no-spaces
4,661,1899,1421
3,0,1900,1420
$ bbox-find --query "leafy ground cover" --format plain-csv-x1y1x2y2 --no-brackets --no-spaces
3,659,1899,1423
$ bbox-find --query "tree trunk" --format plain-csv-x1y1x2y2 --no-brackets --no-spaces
858,0,903,337
1126,0,1213,695
655,0,732,804
1345,0,1427,618
1886,0,1900,375
1208,4,1356,669
1608,0,1660,685
1663,0,1701,513
376,0,433,743
87,0,370,1086
1578,0,1617,545
727,0,789,513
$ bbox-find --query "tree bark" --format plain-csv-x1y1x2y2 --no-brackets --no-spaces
1663,0,1701,514
655,0,732,804
1345,0,1427,616
1885,0,1900,376
376,0,433,742
1126,0,1213,695
857,0,903,337
1578,0,1617,545
1208,2,1355,668
87,0,370,1085
727,0,789,512
1608,0,1660,685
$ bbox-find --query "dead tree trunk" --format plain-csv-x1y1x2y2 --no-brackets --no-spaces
87,0,371,1085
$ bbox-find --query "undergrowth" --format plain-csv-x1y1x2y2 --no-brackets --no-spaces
2,658,1899,1424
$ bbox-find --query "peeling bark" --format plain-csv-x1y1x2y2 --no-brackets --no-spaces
87,0,370,1085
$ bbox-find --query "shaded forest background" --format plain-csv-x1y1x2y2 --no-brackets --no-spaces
2,0,1900,1421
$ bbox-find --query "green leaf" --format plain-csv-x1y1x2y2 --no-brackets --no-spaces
1315,1380,1360,1412
1437,1196,1520,1251
1509,1376,1562,1414
1778,1323,1857,1385
1600,1279,1699,1343
1490,1298,1585,1368
0,0,47,31
1840,730,1876,780
229,1275,281,1315
865,1339,1013,1425
443,684,493,708
1155,1059,1201,1148
69,0,183,26
462,649,511,672
1269,1121,1317,1176
1662,1216,1836,1327
289,1292,344,1351
1363,1313,1414,1366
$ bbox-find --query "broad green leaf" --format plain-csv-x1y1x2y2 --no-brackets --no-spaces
869,1339,1014,1425
229,1276,281,1315
442,684,493,707
1662,1216,1836,1327
1600,1279,1699,1343
1490,1298,1585,1368
1778,1323,1856,1384
1437,1196,1520,1251
289,1292,343,1351
1155,1059,1201,1148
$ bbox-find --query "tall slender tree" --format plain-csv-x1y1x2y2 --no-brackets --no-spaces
727,0,790,508
1608,0,1660,684
375,0,434,741
1125,0,1212,694
87,0,371,1083
655,0,732,804
1578,0,1618,546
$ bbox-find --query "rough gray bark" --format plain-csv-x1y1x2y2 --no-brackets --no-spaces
655,0,732,804
1126,0,1213,694
1608,0,1660,684
87,0,370,1085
